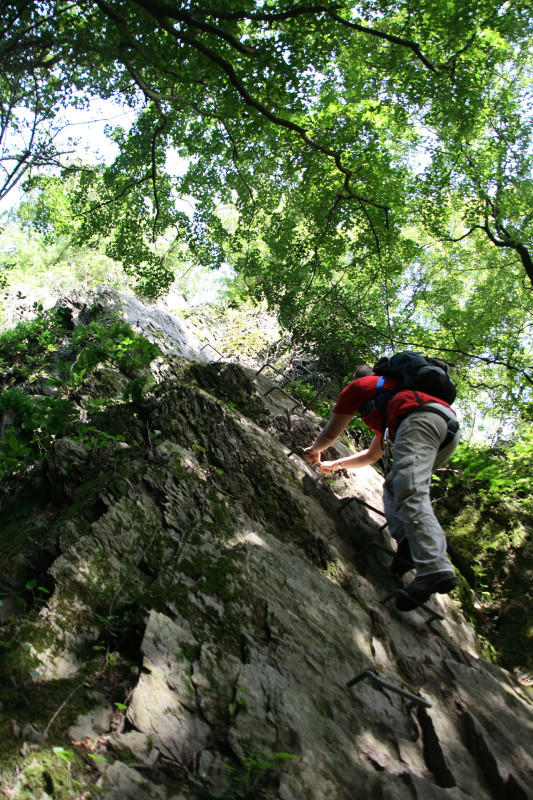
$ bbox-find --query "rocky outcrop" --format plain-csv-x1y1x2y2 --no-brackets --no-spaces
1,289,532,800
63,286,216,363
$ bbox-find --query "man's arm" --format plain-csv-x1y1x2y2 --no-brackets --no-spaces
304,413,354,465
319,433,384,473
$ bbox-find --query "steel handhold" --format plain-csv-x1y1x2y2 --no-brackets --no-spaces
344,669,432,708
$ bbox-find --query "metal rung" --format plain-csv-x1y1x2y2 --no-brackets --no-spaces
280,363,314,389
254,363,286,379
290,361,314,378
264,385,302,406
355,540,395,559
287,446,327,482
338,495,387,518
344,669,432,708
257,365,331,416
354,540,416,574
380,589,445,625
200,342,225,361
290,377,331,413
288,446,306,458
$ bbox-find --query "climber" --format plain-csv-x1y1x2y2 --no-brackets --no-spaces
303,361,461,611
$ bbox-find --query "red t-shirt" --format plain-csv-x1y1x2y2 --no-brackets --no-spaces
333,375,455,437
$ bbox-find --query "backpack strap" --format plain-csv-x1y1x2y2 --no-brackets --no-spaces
400,403,460,451
359,376,397,415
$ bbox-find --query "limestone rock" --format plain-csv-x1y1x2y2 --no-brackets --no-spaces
96,761,167,800
68,703,115,742
58,287,214,362
107,730,159,767
1,289,533,800
45,436,88,499
127,611,210,764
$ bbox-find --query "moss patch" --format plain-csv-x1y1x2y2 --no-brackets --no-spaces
4,749,82,800
0,486,54,572
434,480,533,670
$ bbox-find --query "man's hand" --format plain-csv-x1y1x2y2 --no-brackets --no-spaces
303,447,321,466
319,460,339,474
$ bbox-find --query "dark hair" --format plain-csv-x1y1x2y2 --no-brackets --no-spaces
354,364,374,379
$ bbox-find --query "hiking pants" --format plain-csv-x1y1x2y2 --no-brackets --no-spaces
383,404,461,577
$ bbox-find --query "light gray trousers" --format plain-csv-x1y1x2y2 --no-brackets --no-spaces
383,404,461,577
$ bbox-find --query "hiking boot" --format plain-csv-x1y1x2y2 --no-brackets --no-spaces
395,570,457,611
390,537,415,576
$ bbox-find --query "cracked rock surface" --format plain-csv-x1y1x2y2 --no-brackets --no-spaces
1,289,532,800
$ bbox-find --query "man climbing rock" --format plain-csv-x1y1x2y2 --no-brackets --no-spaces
303,357,461,610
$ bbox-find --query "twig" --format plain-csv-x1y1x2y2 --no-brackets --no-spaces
43,681,89,740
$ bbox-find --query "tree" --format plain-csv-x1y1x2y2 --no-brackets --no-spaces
1,2,530,272
1,0,532,417
0,1,81,201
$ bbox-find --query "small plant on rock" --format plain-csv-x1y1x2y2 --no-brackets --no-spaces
207,746,297,799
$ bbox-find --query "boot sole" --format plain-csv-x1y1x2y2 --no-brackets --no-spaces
396,575,457,611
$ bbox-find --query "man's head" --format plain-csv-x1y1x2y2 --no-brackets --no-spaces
354,364,374,379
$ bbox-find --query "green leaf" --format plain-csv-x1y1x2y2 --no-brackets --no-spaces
53,746,75,762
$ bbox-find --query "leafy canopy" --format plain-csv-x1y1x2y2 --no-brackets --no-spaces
1,0,533,424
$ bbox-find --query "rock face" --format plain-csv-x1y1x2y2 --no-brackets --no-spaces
1,289,532,800
65,286,216,363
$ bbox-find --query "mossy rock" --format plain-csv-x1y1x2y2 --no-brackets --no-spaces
8,750,80,800
185,361,270,425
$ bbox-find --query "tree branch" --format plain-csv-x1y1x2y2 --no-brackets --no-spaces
327,10,439,74
400,341,533,385
78,174,153,216
128,0,258,55
203,3,343,22
150,114,169,237
203,2,440,74
444,226,476,243
474,215,533,288
119,59,170,236
160,20,389,219
219,119,256,210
